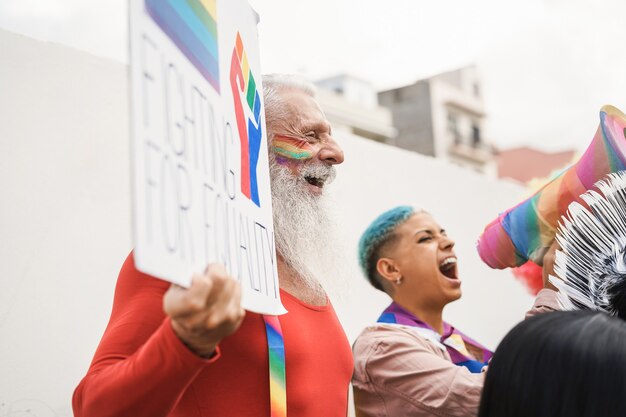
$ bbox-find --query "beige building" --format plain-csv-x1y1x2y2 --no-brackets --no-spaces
378,66,497,176
314,74,397,143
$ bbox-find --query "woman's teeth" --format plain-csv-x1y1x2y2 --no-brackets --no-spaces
439,257,458,279
439,257,457,269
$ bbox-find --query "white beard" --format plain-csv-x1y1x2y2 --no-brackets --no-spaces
269,156,347,300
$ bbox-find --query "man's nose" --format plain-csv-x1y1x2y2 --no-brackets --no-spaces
318,136,344,165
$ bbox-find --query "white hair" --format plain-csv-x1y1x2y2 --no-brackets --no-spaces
263,73,316,97
269,152,347,300
262,74,316,136
262,74,348,299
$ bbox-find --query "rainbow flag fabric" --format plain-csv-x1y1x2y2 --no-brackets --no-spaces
146,0,220,92
477,105,626,269
378,303,492,373
263,315,287,417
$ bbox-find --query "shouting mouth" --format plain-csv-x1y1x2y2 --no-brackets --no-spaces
300,164,336,195
439,257,459,280
304,175,326,189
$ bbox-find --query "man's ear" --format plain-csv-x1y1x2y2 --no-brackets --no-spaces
376,257,401,285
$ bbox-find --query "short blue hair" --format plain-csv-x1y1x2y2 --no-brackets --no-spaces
358,205,416,290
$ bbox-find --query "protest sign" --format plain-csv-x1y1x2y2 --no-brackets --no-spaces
129,0,285,314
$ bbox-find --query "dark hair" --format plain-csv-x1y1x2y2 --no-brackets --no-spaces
478,311,626,417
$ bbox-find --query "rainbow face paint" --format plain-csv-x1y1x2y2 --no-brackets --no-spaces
272,135,314,160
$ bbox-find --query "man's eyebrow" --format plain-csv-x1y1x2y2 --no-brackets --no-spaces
301,121,331,133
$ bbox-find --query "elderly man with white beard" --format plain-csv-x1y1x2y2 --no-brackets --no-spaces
73,74,353,417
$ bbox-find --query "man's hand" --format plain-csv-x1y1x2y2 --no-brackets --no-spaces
163,264,245,358
541,240,561,291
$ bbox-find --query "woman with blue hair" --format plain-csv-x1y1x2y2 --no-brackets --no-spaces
351,206,559,417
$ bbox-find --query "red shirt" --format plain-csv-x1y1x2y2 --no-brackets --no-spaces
73,253,353,417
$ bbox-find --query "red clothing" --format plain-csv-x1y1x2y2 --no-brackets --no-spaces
73,253,353,417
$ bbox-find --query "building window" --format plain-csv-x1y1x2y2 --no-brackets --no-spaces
473,83,480,97
448,113,461,144
472,124,481,147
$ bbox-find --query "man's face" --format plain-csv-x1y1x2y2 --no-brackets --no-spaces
269,89,344,196
267,88,348,296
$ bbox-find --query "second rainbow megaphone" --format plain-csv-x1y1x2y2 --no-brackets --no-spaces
477,105,626,269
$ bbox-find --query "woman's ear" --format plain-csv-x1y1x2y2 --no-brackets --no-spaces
376,257,401,285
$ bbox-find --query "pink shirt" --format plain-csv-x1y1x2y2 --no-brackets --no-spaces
352,289,560,417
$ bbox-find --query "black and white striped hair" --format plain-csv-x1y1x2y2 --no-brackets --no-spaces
551,171,626,320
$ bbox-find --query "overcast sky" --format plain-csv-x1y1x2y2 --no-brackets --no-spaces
1,0,624,152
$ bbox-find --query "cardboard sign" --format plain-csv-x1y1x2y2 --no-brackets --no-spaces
129,0,285,314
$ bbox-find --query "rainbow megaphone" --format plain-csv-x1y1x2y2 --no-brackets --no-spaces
477,105,626,269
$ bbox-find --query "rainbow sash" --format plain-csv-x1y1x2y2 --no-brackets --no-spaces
378,303,492,373
263,315,287,416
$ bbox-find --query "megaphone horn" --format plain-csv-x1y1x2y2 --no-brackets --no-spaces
477,105,626,269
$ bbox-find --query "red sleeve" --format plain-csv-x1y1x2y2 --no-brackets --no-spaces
72,252,221,417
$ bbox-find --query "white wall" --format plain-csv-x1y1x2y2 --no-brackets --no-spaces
0,29,132,416
0,29,533,416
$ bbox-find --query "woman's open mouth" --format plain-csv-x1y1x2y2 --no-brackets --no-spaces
439,257,458,280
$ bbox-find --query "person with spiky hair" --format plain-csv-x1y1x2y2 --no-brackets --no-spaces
550,171,626,319
476,171,626,417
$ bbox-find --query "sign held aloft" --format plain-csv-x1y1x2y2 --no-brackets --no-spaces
129,0,285,315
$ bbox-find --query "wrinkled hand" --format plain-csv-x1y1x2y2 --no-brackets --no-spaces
163,264,245,358
541,240,561,291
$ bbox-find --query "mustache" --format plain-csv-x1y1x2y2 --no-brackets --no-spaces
299,162,337,185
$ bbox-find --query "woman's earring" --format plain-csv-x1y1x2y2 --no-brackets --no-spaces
395,277,403,285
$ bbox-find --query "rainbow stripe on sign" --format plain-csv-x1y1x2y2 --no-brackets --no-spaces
263,315,287,417
146,0,220,93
